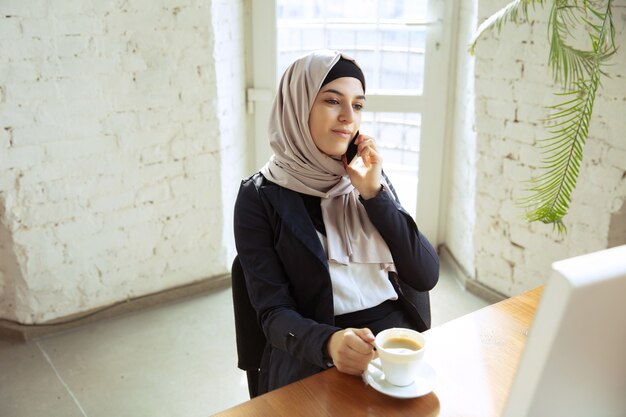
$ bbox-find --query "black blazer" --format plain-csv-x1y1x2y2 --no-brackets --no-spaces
233,173,439,394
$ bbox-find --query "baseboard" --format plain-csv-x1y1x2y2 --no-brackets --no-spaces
439,245,507,305
0,274,231,342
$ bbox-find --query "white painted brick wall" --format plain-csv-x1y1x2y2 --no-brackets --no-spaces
0,0,247,324
444,0,478,278
211,0,248,266
459,0,626,296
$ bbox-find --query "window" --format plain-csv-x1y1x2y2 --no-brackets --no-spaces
250,0,453,242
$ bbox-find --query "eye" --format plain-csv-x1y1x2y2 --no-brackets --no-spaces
325,99,339,105
353,103,364,111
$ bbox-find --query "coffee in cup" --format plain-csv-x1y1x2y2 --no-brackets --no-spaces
374,328,426,386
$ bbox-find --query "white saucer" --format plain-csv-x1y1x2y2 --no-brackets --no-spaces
364,358,436,399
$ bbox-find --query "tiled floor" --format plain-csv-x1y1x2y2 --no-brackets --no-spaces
0,258,489,417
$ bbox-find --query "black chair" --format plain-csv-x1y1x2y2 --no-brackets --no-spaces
231,255,266,398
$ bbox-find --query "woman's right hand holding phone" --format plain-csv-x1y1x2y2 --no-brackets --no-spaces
343,133,383,199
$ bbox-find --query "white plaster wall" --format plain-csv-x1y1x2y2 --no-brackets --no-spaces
444,1,478,279
466,0,626,295
211,0,248,265
0,0,247,324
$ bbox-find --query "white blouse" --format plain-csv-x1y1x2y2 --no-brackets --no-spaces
317,231,398,315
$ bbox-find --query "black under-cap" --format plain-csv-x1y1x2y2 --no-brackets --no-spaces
320,57,366,92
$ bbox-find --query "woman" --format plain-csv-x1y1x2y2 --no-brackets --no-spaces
234,50,439,395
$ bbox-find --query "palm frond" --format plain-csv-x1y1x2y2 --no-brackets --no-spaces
470,0,617,231
520,74,599,233
520,0,616,232
469,0,545,55
548,1,615,90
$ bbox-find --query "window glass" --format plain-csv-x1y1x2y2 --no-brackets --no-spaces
276,0,428,94
361,112,421,213
276,0,426,213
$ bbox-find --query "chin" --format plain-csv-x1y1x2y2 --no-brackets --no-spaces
321,146,345,158
332,150,346,158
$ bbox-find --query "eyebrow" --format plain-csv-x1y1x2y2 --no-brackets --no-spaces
320,88,366,101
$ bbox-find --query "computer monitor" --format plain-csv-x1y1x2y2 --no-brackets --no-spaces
503,245,626,417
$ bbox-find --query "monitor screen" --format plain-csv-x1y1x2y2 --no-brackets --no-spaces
503,245,626,417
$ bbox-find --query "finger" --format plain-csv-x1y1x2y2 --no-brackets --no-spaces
356,137,378,155
345,331,375,355
346,154,368,175
354,327,375,344
359,147,381,166
357,141,376,157
357,136,376,147
356,134,375,145
344,158,360,175
337,363,368,376
334,352,375,375
337,351,372,369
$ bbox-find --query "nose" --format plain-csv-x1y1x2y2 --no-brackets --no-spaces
338,103,355,123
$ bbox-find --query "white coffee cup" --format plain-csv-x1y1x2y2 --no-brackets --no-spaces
374,327,426,386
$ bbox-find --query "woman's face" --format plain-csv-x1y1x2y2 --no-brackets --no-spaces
308,77,365,157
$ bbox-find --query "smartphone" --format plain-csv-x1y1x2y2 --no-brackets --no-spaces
345,131,359,164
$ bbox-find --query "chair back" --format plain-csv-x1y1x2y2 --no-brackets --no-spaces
231,255,266,398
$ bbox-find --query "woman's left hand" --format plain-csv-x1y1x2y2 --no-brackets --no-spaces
342,133,383,199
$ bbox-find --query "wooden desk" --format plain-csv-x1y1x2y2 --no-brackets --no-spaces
214,287,542,417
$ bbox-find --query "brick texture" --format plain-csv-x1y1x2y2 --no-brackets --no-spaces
0,0,247,323
448,0,626,296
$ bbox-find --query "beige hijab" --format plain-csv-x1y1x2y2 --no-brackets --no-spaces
260,50,394,270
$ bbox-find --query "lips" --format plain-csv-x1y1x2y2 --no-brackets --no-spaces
332,129,352,138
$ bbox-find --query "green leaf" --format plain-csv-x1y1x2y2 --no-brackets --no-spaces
520,70,599,231
472,0,616,232
469,0,545,55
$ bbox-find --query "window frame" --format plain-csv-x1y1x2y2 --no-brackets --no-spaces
249,0,456,244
